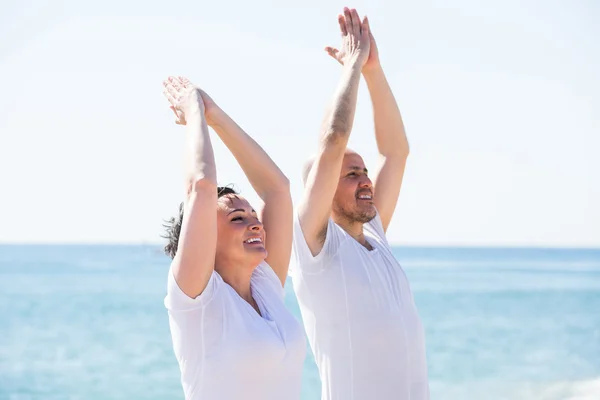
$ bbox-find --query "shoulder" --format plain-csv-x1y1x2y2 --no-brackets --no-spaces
253,261,279,281
252,261,285,299
292,212,348,270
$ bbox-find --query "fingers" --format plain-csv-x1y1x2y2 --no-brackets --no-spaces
338,14,347,36
162,81,177,99
325,46,339,57
362,15,370,38
169,105,179,119
324,46,342,64
169,106,183,125
342,8,362,36
162,76,182,105
344,7,352,37
177,76,191,88
162,87,176,106
351,9,362,36
162,76,197,125
168,76,182,93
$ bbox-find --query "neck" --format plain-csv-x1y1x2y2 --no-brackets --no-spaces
334,215,370,248
216,262,255,304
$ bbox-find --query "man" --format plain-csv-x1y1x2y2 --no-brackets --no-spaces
291,8,429,400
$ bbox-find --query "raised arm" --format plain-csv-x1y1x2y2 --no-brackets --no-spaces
188,85,292,287
363,29,410,232
298,8,370,256
163,77,218,299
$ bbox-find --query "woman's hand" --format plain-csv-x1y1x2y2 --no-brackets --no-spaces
162,76,219,125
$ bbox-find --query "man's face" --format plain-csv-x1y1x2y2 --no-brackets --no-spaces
332,152,376,224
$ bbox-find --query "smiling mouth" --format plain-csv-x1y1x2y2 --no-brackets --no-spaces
244,237,263,244
356,193,373,201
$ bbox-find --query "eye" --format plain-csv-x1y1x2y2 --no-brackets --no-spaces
347,172,357,177
231,216,243,222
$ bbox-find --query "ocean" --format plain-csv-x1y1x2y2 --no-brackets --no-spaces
1,245,599,400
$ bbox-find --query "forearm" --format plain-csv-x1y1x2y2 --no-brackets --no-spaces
184,107,217,192
320,63,363,146
209,109,289,199
364,65,409,157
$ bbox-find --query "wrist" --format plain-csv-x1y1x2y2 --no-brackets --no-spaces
205,106,226,126
343,60,364,76
184,106,203,120
362,63,384,80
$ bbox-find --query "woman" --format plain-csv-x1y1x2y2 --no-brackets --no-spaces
161,76,305,400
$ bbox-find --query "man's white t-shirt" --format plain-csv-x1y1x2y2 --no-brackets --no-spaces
291,212,429,400
165,262,306,400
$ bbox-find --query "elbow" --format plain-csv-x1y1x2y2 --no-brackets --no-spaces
188,176,217,195
321,127,350,148
397,148,410,161
276,175,291,192
401,135,410,157
382,141,410,159
260,176,290,200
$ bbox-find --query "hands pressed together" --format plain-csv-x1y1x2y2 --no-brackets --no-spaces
162,76,218,126
162,7,380,125
325,7,380,73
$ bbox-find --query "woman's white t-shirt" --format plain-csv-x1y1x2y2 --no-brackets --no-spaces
164,262,306,400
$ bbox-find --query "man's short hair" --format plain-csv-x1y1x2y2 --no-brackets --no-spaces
302,148,359,186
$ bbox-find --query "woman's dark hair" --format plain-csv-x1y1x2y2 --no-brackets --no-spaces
162,186,238,259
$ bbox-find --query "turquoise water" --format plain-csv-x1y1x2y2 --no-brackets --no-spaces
1,245,599,399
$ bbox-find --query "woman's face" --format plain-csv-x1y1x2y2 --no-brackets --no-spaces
215,194,267,271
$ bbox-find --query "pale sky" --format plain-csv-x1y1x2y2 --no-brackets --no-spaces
1,0,598,247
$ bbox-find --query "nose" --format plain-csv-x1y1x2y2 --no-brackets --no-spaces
359,175,372,188
249,218,263,231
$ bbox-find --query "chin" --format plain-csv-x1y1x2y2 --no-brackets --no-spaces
246,247,268,263
354,207,377,224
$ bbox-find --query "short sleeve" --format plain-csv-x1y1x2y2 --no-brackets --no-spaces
164,266,221,312
164,267,225,387
291,211,345,274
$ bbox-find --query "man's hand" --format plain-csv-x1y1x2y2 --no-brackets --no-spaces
324,8,371,71
162,76,219,126
325,10,380,72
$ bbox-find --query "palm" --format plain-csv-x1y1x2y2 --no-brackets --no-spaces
326,13,380,71
365,34,379,69
331,48,350,65
162,76,217,126
331,39,378,66
323,8,370,68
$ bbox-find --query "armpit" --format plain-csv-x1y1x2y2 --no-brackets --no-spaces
317,224,328,245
